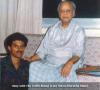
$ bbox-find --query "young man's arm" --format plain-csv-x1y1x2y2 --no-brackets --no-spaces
24,54,41,62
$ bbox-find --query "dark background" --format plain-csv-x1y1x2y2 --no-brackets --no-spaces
43,0,100,18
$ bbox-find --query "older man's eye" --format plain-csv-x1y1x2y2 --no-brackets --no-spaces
61,10,72,13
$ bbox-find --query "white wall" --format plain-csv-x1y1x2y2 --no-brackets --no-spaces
42,18,100,37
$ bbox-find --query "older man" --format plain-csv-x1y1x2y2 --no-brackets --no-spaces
28,0,85,82
0,32,29,87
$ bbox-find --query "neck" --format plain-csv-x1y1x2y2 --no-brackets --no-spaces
11,55,21,70
61,22,69,29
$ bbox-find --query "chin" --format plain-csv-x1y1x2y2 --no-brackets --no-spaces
63,20,70,24
15,54,23,59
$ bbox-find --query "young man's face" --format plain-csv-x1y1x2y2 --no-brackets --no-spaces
59,2,75,24
8,40,26,59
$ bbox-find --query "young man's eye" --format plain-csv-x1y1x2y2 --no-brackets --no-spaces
13,44,25,49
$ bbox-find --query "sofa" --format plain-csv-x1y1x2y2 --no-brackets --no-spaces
24,34,100,82
24,34,100,66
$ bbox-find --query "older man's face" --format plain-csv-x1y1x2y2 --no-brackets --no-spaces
59,2,75,24
8,40,26,59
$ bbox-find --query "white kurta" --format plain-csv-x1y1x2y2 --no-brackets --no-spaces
29,20,85,82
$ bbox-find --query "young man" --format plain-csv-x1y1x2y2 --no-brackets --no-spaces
27,0,85,82
0,32,29,87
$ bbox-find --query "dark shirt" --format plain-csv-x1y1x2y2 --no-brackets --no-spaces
0,55,29,86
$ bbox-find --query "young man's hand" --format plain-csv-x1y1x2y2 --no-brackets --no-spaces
24,54,41,62
24,56,33,62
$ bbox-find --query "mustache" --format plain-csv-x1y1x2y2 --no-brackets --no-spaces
63,17,68,18
16,51,23,53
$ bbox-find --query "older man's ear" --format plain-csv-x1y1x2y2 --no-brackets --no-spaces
72,10,76,17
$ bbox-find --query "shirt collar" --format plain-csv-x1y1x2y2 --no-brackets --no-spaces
6,55,25,71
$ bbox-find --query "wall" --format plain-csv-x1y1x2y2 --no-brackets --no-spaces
42,18,100,37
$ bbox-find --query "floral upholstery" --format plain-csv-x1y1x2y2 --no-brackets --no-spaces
84,37,100,66
24,34,44,57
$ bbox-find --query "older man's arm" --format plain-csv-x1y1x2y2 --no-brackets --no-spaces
68,55,80,64
61,55,80,77
61,26,85,77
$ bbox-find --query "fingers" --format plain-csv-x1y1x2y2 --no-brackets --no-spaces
61,61,73,77
61,67,70,77
61,64,72,77
23,56,29,60
23,56,32,62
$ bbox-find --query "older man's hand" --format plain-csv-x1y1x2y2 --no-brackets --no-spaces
61,61,73,77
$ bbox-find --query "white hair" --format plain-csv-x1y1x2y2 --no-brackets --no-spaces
57,0,76,13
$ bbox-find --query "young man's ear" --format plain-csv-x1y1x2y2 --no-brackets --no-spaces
8,46,11,52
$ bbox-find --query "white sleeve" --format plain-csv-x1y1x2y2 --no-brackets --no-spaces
73,28,85,57
73,27,86,69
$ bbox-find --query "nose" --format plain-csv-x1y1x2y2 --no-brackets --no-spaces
16,46,25,51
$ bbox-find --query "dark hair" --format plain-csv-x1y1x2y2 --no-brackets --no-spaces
4,32,28,53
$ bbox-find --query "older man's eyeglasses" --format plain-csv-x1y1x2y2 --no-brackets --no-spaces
60,9,73,14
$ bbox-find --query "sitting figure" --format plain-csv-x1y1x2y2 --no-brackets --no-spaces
0,32,29,86
27,0,85,82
